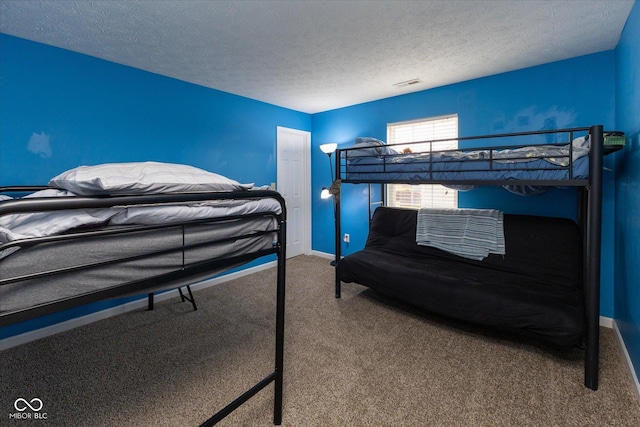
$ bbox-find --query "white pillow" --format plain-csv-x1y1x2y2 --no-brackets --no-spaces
49,162,253,196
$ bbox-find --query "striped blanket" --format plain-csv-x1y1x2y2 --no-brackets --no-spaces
416,208,505,260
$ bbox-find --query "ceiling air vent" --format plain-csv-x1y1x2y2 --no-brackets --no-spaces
393,78,422,88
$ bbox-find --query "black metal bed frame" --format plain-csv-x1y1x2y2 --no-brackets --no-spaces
333,125,613,391
0,189,287,425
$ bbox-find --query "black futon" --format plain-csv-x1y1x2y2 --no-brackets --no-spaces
337,207,585,347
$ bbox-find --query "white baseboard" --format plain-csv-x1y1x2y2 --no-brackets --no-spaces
600,315,614,328
0,261,276,351
613,320,640,404
310,250,335,260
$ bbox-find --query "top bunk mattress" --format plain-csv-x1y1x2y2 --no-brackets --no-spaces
337,127,623,187
341,148,589,184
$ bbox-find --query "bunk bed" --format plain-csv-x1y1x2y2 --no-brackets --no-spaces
332,125,624,391
0,162,287,426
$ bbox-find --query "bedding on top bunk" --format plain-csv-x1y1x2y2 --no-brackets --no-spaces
340,135,590,188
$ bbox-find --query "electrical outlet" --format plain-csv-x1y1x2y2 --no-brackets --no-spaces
343,233,350,243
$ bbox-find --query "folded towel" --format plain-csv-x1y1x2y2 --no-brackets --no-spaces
416,208,505,260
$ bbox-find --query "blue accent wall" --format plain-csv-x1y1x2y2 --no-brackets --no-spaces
0,34,310,186
312,51,616,317
0,34,311,338
614,0,640,383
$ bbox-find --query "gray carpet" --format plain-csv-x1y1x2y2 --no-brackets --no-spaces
1,255,639,426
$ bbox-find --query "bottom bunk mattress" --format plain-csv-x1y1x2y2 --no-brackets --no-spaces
0,215,278,322
337,207,585,347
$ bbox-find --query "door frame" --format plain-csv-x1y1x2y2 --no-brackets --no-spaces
276,126,311,257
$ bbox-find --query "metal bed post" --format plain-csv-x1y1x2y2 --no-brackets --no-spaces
273,213,287,424
178,285,198,310
198,197,287,426
367,183,384,222
335,149,342,298
584,124,603,390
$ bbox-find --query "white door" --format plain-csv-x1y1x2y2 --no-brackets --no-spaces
276,126,310,258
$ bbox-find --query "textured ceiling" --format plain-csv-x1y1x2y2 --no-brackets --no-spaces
0,0,634,114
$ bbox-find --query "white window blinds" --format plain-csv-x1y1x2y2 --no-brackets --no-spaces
386,114,458,210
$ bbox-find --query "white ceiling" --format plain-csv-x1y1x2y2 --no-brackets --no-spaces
0,0,634,114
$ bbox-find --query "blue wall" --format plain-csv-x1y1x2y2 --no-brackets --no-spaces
311,51,617,317
0,34,311,338
0,34,310,186
615,0,640,383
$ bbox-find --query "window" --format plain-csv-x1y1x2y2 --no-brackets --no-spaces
387,114,458,209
